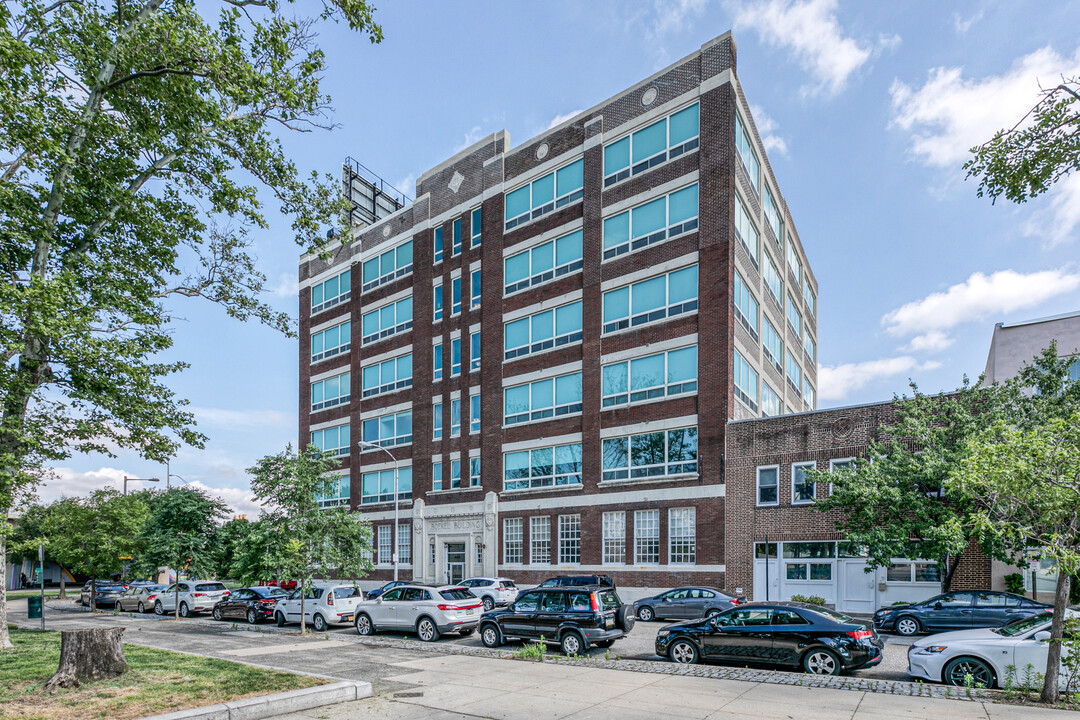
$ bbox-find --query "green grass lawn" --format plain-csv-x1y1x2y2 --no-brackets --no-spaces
0,626,324,720
5,590,65,601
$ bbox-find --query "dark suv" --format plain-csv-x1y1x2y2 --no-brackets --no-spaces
478,585,634,655
537,574,615,589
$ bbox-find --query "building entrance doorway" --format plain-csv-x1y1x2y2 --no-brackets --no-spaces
445,543,466,585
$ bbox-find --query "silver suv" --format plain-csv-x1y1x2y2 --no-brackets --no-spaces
273,583,364,632
353,584,482,641
459,577,518,611
154,581,230,617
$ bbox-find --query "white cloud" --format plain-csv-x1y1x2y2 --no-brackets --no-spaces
903,330,954,353
819,357,941,402
882,269,1080,337
454,125,485,153
953,9,984,35
1022,172,1080,249
269,272,299,298
547,110,584,131
652,0,708,36
732,0,878,97
749,104,788,156
181,480,264,518
638,0,708,67
191,407,291,428
393,173,417,199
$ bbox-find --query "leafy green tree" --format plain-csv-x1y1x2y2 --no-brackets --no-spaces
211,516,253,580
138,486,228,618
245,445,372,633
0,0,382,648
8,501,73,599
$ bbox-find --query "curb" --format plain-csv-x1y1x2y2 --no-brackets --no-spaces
135,680,372,720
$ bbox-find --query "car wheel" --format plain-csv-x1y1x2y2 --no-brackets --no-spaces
480,624,502,648
482,596,495,612
179,602,190,618
417,617,440,642
247,609,258,625
560,631,586,656
637,606,655,622
669,639,699,664
803,648,841,675
459,627,475,636
355,613,374,636
276,612,286,627
138,602,145,613
313,613,327,632
154,600,163,615
705,607,722,617
212,607,223,621
943,657,995,688
895,616,921,637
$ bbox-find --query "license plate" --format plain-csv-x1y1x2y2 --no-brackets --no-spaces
465,608,476,615
605,619,614,628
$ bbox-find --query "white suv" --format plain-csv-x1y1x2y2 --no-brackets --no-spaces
459,577,518,611
354,584,482,641
154,581,230,617
273,583,364,632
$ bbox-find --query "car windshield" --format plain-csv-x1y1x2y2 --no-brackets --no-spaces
195,583,227,592
439,588,475,601
995,612,1052,637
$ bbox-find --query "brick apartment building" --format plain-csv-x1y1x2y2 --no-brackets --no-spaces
298,32,821,590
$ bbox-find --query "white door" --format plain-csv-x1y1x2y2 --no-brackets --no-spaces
753,559,780,601
838,559,876,614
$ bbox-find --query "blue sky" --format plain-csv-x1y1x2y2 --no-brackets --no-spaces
42,0,1080,513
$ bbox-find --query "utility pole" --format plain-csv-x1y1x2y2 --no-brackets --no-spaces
123,476,160,494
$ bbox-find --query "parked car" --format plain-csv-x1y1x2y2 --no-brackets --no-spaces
354,584,482,641
873,591,1051,636
211,586,290,624
458,577,518,611
154,581,231,617
633,587,744,621
273,583,364,632
478,584,634,655
79,580,124,606
266,578,299,591
656,602,884,675
115,584,168,613
80,582,128,608
365,580,410,600
537,574,615,590
907,611,1077,688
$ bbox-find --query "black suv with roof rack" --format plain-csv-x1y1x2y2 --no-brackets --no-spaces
537,574,615,589
478,584,634,655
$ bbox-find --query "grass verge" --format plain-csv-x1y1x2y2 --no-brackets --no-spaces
0,625,324,720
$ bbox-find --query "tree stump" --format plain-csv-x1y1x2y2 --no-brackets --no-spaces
44,627,129,693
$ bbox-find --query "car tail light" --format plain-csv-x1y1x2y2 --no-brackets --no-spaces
258,598,276,604
193,593,205,598
847,629,873,640
590,594,600,612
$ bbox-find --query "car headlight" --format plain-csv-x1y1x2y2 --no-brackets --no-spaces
657,630,670,637
915,645,948,654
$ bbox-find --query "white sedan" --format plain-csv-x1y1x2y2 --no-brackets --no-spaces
907,611,1074,688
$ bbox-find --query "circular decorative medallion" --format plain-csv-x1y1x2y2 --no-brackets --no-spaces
382,225,391,238
832,417,854,438
641,86,659,106
535,142,549,160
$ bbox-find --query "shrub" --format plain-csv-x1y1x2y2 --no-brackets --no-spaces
790,594,827,605
1004,572,1025,595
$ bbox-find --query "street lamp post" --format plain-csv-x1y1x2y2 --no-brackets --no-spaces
356,440,400,581
123,476,160,494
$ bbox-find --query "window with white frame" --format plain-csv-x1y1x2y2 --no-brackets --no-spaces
530,516,550,564
787,241,802,288
361,297,412,345
433,225,443,263
786,350,802,395
469,456,481,487
503,518,523,564
504,158,584,230
311,320,351,363
311,424,349,456
504,230,583,296
634,509,660,564
762,316,782,374
803,378,815,410
311,371,350,412
761,381,782,417
829,457,853,496
450,399,461,437
763,184,783,241
362,241,413,293
377,525,391,565
783,542,834,581
734,270,759,340
669,508,696,564
315,474,349,509
398,524,411,564
804,283,816,318
792,462,817,504
470,207,481,248
360,467,412,505
733,348,758,412
503,372,582,425
786,294,802,336
470,393,480,433
451,338,461,376
504,301,582,360
603,103,699,187
452,217,462,256
470,331,481,371
470,269,481,308
449,459,462,489
433,342,443,381
451,277,462,315
757,465,779,505
602,264,698,333
558,515,581,564
361,410,411,448
602,345,697,408
503,443,582,490
602,183,699,261
432,460,443,490
602,511,626,565
886,561,941,583
763,252,782,306
803,330,816,364
735,113,760,194
734,194,759,266
602,427,697,481
362,353,412,398
434,284,443,321
433,403,442,439
311,268,351,315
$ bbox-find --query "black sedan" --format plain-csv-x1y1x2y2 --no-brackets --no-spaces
79,581,128,608
365,580,409,600
211,586,289,624
633,586,744,622
873,591,1050,636
655,602,884,675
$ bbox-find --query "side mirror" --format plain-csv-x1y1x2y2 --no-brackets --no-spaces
934,603,943,610
508,603,516,612
1034,631,1051,642
662,597,671,602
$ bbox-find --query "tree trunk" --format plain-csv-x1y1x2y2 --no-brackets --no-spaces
1040,571,1071,704
0,535,11,649
58,566,66,600
45,628,128,692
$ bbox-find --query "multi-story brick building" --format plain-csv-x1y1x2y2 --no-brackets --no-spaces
298,32,819,590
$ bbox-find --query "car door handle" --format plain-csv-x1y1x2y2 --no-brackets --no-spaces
960,610,972,614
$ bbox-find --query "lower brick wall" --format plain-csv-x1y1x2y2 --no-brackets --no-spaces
948,539,994,591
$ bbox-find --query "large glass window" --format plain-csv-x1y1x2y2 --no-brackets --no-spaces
602,346,697,407
432,402,442,439
362,241,413,293
504,230,583,295
761,381,782,417
469,457,481,486
362,353,412,398
787,241,803,288
787,293,802,336
361,410,411,448
503,518,523,564
530,516,550,564
433,342,443,381
470,331,481,372
398,524,411,564
503,443,582,490
804,283,816,318
315,474,349,508
634,509,659,564
311,371,350,412
558,515,581,564
669,508,696,564
803,378,816,410
735,113,760,194
451,338,461,377
434,284,443,321
786,350,803,395
763,252,782,306
602,183,699,260
432,460,442,490
602,512,626,565
452,218,462,256
377,526,391,564
603,103,699,186
762,316,782,373
733,348,758,412
603,264,698,333
311,320,351,363
470,393,480,434
361,297,412,345
792,461,817,504
450,399,461,437
803,330,816,364
470,269,481,309
433,225,443,263
734,271,759,340
504,158,584,230
602,427,697,481
311,423,349,457
470,207,482,248
763,185,783,241
757,466,779,505
504,301,583,360
503,372,582,425
451,277,462,315
734,195,759,266
311,268,351,315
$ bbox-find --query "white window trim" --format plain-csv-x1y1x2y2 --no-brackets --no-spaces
791,461,817,506
756,464,780,507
